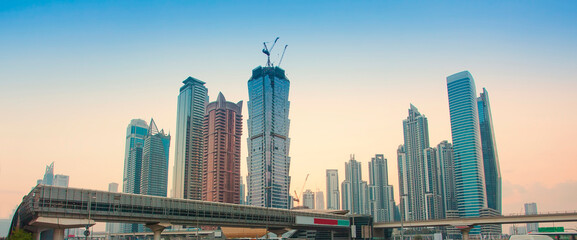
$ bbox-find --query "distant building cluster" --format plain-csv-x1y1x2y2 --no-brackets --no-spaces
83,51,502,236
38,162,69,188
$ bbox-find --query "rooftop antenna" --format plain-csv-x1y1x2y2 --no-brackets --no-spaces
262,37,279,67
278,45,288,67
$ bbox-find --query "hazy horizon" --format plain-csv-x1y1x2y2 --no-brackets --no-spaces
1,1,576,233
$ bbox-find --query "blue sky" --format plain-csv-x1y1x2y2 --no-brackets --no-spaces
1,1,577,230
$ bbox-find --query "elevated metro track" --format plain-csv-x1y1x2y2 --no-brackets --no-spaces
11,185,352,240
374,212,577,229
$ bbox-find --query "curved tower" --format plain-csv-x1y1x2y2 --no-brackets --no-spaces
446,71,487,223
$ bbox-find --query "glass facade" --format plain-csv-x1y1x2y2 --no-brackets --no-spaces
122,119,148,195
172,77,208,200
246,66,291,209
446,71,487,230
478,88,502,213
140,118,170,197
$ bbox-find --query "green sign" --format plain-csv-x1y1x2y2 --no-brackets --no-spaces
538,227,564,232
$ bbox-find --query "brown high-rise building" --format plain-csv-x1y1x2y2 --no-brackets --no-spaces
202,92,243,204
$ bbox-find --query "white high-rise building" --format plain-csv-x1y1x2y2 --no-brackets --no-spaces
368,154,395,222
106,183,121,234
303,189,315,209
525,203,539,233
315,190,325,210
341,155,368,214
398,104,442,221
172,77,208,200
326,169,340,210
53,174,69,187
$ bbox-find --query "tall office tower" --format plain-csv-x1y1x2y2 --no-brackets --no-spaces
368,154,395,222
326,169,340,210
122,119,148,195
121,119,149,234
53,174,69,187
303,189,315,209
140,119,171,197
108,183,119,192
447,71,487,233
202,93,243,204
525,203,539,233
246,66,291,209
341,155,368,214
315,190,325,210
240,177,246,205
42,162,54,185
478,88,502,213
398,104,440,221
436,141,458,215
423,148,442,219
106,183,121,234
172,77,208,200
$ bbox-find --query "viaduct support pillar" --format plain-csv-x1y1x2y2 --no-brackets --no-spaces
456,226,474,240
146,223,171,240
52,228,65,240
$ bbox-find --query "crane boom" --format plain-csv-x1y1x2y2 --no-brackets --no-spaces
278,45,288,67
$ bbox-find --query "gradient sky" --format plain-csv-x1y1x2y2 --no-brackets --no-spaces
1,0,577,231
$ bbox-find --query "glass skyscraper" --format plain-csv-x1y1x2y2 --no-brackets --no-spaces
478,88,502,213
121,119,148,233
446,71,487,223
172,77,208,200
140,118,171,197
246,66,291,209
122,119,148,195
42,162,54,186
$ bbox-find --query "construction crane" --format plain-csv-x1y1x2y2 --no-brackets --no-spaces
278,45,288,67
262,37,279,67
292,173,309,206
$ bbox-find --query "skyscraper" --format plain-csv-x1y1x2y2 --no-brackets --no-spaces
315,190,325,210
172,77,208,200
42,162,54,185
140,119,171,197
53,174,69,187
121,119,148,233
446,71,487,223
202,93,243,204
122,119,148,195
525,203,539,233
478,88,502,213
326,169,340,210
368,154,395,222
341,155,368,214
436,141,457,215
398,104,441,220
106,183,121,234
303,189,315,209
240,177,246,205
246,66,291,209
